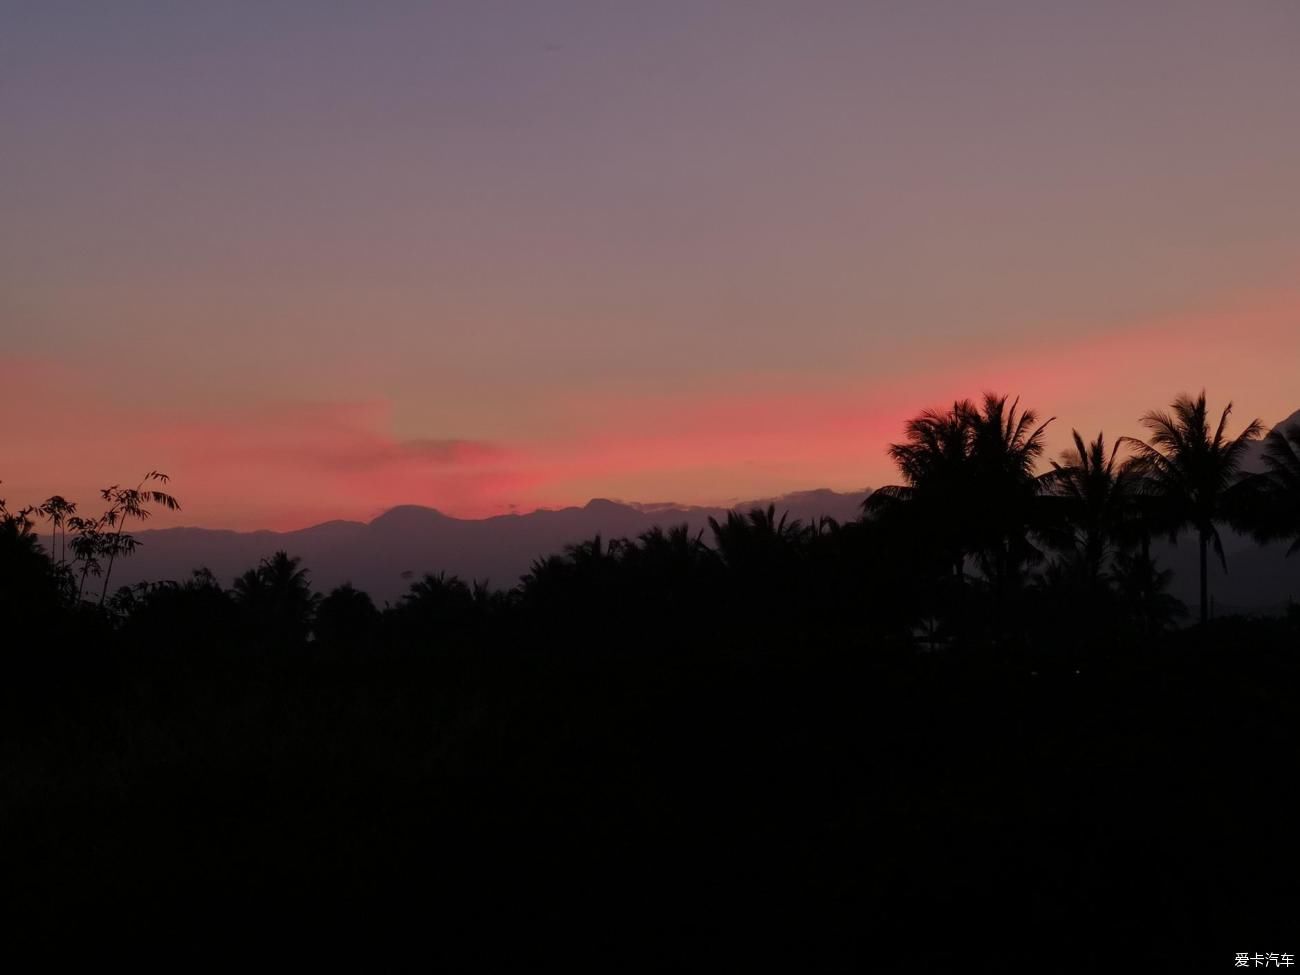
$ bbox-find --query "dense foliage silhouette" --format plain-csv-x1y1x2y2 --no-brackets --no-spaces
1,395,1296,967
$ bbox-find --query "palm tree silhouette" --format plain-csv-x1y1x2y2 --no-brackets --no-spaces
631,525,708,568
389,571,485,643
520,554,570,600
401,571,474,613
232,550,318,642
868,394,1051,586
965,394,1054,596
1121,392,1263,624
564,534,626,577
867,402,973,579
1242,420,1300,554
707,505,806,568
1041,431,1140,590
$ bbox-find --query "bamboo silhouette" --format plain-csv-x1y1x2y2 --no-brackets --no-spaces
97,472,180,604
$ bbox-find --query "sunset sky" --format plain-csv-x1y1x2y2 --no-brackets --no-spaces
4,2,1299,530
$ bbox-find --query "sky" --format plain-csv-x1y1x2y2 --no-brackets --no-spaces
3,1,1299,530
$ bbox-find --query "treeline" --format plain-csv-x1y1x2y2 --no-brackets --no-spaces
4,390,1299,654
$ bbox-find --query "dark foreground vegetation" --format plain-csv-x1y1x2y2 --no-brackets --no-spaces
3,392,1298,967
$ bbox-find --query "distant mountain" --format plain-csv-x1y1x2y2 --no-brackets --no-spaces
116,490,871,604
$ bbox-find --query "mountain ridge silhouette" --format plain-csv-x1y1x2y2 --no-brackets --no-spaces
117,489,872,603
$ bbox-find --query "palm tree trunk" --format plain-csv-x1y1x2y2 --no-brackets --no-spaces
1198,530,1209,625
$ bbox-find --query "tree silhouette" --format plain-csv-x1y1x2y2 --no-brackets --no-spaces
519,535,633,621
54,474,179,604
1242,420,1300,554
1041,431,1141,591
563,534,627,581
106,569,238,648
1110,549,1186,635
315,582,381,649
36,496,77,565
389,571,480,645
0,494,40,557
232,550,318,644
964,394,1054,607
867,401,975,581
0,490,65,621
625,525,710,577
867,394,1051,582
620,524,717,614
66,516,107,601
707,505,807,572
95,472,180,603
1121,392,1263,624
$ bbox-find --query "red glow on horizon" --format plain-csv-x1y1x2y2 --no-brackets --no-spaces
3,290,1298,531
